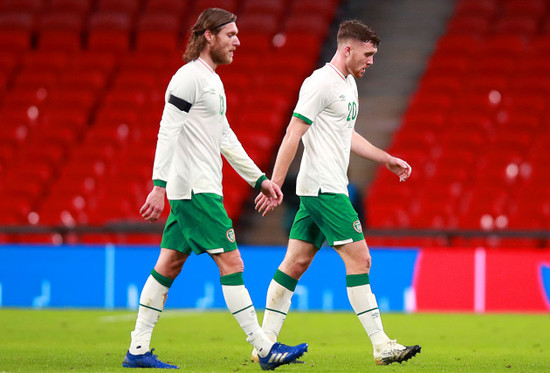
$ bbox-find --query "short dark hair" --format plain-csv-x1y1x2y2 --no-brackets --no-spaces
337,20,380,47
183,8,237,62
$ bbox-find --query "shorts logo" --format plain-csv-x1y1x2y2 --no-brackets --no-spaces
353,220,362,233
226,229,235,243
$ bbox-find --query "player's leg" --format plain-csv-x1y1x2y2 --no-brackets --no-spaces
211,249,308,370
124,207,190,369
261,238,317,342
251,202,323,363
124,248,187,369
335,240,420,365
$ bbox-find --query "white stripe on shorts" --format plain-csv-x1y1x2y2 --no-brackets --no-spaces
333,238,353,245
206,248,224,254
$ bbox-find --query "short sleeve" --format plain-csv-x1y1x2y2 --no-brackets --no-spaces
292,76,330,125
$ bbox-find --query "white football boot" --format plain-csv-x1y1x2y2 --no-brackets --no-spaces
373,339,421,365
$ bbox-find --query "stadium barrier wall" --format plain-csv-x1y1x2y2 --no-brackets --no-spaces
1,245,549,312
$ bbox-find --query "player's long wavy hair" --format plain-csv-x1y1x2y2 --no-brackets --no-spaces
337,20,380,47
183,8,237,62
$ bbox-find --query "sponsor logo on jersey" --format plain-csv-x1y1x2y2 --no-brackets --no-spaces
226,228,235,243
339,94,346,101
353,220,362,233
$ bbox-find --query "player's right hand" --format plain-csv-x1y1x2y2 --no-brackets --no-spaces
256,180,284,216
140,186,166,222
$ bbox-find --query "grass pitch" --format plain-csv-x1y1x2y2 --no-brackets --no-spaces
0,309,549,372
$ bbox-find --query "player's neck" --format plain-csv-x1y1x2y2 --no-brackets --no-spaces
329,52,350,77
198,52,217,71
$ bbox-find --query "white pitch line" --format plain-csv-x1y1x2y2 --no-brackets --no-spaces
99,309,208,323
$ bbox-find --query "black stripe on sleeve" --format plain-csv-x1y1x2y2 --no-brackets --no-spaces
169,94,192,113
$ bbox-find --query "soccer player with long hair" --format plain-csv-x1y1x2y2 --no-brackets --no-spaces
123,8,307,370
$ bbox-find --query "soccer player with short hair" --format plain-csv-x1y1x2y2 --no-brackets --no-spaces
122,8,308,370
254,20,421,365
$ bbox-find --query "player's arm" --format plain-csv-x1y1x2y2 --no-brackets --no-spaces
351,130,411,182
220,124,283,207
255,116,310,215
141,82,195,222
271,116,310,186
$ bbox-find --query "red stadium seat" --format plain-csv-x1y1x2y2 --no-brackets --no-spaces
0,0,44,13
58,68,108,92
48,87,97,111
145,0,188,16
285,14,329,39
530,35,550,56
22,50,70,72
193,0,237,14
136,13,181,53
0,13,33,52
427,54,469,75
510,74,550,95
243,0,285,19
36,10,85,51
447,15,491,35
418,73,463,94
434,34,480,56
482,35,526,55
237,13,279,36
235,35,272,55
454,0,497,18
291,0,337,20
504,0,546,17
275,32,323,59
68,51,117,74
88,12,132,52
97,0,140,18
14,69,58,90
48,0,93,15
1,194,34,223
491,16,539,36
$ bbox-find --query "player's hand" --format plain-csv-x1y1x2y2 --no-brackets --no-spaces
255,193,278,216
140,186,166,222
255,180,283,216
386,156,412,182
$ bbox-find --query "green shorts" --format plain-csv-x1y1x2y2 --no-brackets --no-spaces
289,193,364,249
160,193,238,255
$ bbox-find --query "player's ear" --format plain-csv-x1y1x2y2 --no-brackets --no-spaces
204,30,214,44
344,44,352,57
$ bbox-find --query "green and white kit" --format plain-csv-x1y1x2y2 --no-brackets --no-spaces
291,63,363,247
152,58,266,251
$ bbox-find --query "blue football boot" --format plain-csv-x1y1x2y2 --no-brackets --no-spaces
122,348,179,369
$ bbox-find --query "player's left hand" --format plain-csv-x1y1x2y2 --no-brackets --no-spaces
386,156,412,182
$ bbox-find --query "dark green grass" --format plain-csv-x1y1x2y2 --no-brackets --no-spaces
0,309,549,372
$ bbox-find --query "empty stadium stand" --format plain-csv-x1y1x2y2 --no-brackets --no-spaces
366,0,550,247
0,0,340,243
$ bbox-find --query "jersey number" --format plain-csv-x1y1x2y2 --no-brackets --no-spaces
347,102,357,122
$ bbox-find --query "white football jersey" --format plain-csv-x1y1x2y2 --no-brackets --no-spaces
152,58,264,200
293,63,359,196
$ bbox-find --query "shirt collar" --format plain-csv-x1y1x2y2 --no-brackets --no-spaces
327,63,346,81
197,57,215,74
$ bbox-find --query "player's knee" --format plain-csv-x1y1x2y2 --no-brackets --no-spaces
284,256,312,278
356,254,371,273
221,257,244,276
233,259,245,273
161,257,186,278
